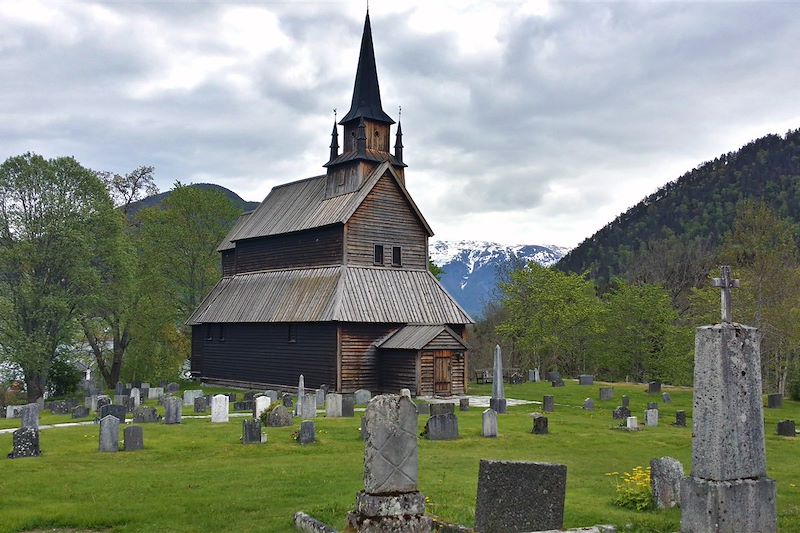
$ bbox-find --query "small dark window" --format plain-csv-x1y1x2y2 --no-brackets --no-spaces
206,325,213,341
288,324,297,343
219,324,225,342
392,246,402,266
374,244,384,265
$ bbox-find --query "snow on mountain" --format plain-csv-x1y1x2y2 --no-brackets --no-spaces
429,239,570,319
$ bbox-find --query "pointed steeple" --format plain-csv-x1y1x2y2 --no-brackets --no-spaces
329,121,339,161
394,120,403,163
340,12,395,125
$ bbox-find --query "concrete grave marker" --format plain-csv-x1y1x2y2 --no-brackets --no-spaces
99,415,120,452
124,426,143,451
651,457,683,509
297,420,315,445
315,388,326,408
242,419,264,444
645,409,659,427
543,395,554,413
482,408,498,438
301,392,317,419
133,406,160,423
490,345,507,414
325,393,342,418
211,394,229,423
254,396,271,420
626,416,638,430
148,387,164,400
163,396,182,424
130,387,141,408
531,413,548,434
354,389,371,405
183,389,203,407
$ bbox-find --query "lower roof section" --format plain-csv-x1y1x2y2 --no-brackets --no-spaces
187,265,473,325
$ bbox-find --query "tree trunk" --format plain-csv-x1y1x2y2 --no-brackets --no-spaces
25,373,46,402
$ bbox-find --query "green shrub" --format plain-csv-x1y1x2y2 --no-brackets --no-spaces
48,357,82,397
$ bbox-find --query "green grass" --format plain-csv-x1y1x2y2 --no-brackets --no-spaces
0,381,798,532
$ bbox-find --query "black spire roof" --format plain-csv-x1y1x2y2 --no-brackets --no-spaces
339,13,395,125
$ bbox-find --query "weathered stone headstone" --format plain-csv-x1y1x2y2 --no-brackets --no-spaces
543,395,554,413
529,368,540,382
183,389,203,407
490,344,507,414
21,403,39,429
211,394,229,423
674,410,687,427
416,402,430,415
475,460,566,533
124,426,144,451
115,381,123,395
8,427,40,458
647,381,662,394
531,413,548,434
5,405,22,419
621,395,630,407
114,394,128,407
583,398,594,411
148,387,164,400
163,396,182,424
194,396,208,413
325,393,342,418
626,416,638,430
459,398,470,411
430,403,455,416
645,408,659,427
766,393,783,408
254,396,271,420
100,404,126,424
264,390,278,403
315,388,326,408
233,400,254,412
662,392,671,403
346,395,429,533
267,405,292,427
72,406,90,419
297,420,315,445
551,378,565,387
301,393,317,419
242,418,264,444
613,406,631,420
681,266,777,533
96,395,111,411
423,413,459,440
296,374,305,416
166,382,180,394
651,457,684,509
243,391,257,401
130,387,141,408
400,388,411,398
282,393,293,409
777,420,795,437
482,408,498,438
647,402,659,410
133,406,160,423
354,389,371,405
341,393,355,417
579,374,593,385
545,371,560,382
599,387,614,401
141,382,150,389
99,415,120,452
360,415,369,441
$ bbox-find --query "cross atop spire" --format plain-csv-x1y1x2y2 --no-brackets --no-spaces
712,265,740,323
339,12,395,125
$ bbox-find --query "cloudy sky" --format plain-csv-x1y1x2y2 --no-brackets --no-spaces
2,1,800,247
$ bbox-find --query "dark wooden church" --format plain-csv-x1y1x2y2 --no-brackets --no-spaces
188,13,472,395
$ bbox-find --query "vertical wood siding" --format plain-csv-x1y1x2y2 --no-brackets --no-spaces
418,348,466,396
196,322,337,389
221,250,236,277
345,176,428,269
190,326,205,375
378,349,417,393
233,225,343,274
340,323,398,392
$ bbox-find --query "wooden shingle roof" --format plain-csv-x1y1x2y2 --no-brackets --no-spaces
187,266,472,325
216,210,253,252
377,324,469,350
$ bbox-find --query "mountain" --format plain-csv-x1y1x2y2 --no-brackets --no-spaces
126,183,259,216
557,129,800,283
430,240,570,319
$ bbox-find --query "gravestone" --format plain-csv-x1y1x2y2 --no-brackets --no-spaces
423,413,459,440
96,396,111,411
551,378,565,387
115,382,123,395
459,398,470,411
613,406,631,420
651,457,684,509
545,371,560,382
165,382,180,394
354,389,371,406
626,416,638,430
85,395,96,410
681,267,776,533
416,403,430,415
194,396,208,413
490,344,507,414
5,405,22,419
141,382,150,389
8,427,40,458
647,402,659,410
543,395,554,413
777,420,796,437
254,396,271,420
183,389,203,407
72,406,90,419
531,413,548,434
130,387,141,408
325,393,342,418
621,395,630,407
267,405,292,427
346,395,429,533
674,410,687,427
99,415,120,452
400,388,411,398
430,403,455,416
49,400,73,414
242,419,264,444
244,391,257,401
529,368,540,382
599,387,614,401
148,387,164,400
296,374,305,416
301,393,317,419
579,374,593,386
114,394,128,407
474,460,566,533
133,406,160,423
233,401,254,412
645,408,659,427
264,390,278,403
211,394,229,423
662,392,671,403
282,393,293,409
482,408,498,438
767,393,783,408
297,420,315,445
647,381,662,394
341,393,355,417
360,416,369,441
21,404,39,429
583,398,594,411
124,426,144,451
163,396,182,424
100,404,126,424
315,388,326,408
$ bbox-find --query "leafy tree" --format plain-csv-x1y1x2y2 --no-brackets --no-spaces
427,257,443,280
0,153,121,400
98,165,158,215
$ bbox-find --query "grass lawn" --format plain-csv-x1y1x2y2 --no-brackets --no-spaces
0,381,798,533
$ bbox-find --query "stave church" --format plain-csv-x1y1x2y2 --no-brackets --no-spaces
188,13,472,395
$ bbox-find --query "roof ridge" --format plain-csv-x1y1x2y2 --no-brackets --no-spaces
270,174,326,190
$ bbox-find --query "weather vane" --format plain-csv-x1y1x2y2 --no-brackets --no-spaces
712,265,740,323
398,105,402,121
333,108,337,122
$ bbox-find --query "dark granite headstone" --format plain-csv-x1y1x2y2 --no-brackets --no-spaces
459,398,470,411
124,426,144,451
341,393,355,417
767,393,783,408
233,401,254,412
133,406,160,423
542,395,554,413
423,413,459,440
599,387,614,401
777,420,795,437
242,419,263,444
545,371,560,382
662,392,672,403
674,410,687,427
225,393,237,402
267,405,293,427
647,381,661,394
282,393,293,408
489,398,507,414
99,404,126,424
531,413,548,434
72,406,90,419
647,402,659,410
297,420,315,444
551,378,565,387
8,427,41,458
578,374,593,386
621,395,630,407
194,396,208,413
475,460,566,532
613,406,631,420
360,415,369,441
165,382,180,394
430,403,455,416
583,398,594,411
115,382,123,395
416,402,430,415
96,396,111,411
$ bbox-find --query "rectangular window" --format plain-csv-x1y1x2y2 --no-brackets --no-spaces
392,246,402,266
219,324,225,342
288,324,297,343
205,325,213,341
373,244,384,265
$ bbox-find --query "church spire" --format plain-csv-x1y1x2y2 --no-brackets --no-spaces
329,120,339,161
339,12,395,125
394,120,403,163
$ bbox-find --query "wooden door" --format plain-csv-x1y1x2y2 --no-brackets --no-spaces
433,351,452,395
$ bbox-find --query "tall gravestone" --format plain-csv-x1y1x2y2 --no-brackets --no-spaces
326,393,343,418
301,392,317,419
211,394,229,423
20,403,39,429
681,267,777,533
296,374,305,416
163,396,182,424
99,415,120,452
482,408,498,438
124,426,144,451
254,396,271,420
347,395,430,532
490,345,507,414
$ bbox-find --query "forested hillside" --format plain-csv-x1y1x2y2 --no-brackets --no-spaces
557,129,800,283
127,183,259,216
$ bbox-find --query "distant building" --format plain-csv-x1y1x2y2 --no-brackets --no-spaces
188,13,472,395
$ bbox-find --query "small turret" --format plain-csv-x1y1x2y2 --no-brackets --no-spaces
329,121,339,162
394,120,403,164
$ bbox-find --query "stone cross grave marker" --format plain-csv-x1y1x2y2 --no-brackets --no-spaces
711,264,740,323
